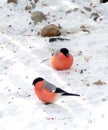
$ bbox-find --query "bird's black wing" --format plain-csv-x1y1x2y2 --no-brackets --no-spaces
55,88,80,96
55,88,66,93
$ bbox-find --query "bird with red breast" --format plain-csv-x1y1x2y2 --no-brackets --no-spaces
32,77,80,104
50,48,74,70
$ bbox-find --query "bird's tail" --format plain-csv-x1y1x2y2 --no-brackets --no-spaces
62,92,80,96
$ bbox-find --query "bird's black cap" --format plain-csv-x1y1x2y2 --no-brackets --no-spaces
60,48,69,57
32,77,43,86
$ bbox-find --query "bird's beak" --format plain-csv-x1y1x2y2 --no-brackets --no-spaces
66,53,69,57
52,53,54,56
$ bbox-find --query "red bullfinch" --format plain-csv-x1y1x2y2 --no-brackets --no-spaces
32,77,80,104
50,48,74,70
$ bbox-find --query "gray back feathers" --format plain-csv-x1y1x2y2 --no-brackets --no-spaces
44,80,56,92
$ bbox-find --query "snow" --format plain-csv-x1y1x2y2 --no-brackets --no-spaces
0,0,108,130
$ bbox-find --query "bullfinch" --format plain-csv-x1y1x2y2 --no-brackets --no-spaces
32,77,80,104
50,48,74,70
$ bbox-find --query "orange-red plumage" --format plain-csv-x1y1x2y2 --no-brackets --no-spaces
34,81,57,103
50,48,74,70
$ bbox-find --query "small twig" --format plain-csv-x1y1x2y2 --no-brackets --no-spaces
40,58,50,63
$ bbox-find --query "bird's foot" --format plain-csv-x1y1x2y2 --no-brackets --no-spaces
44,102,51,105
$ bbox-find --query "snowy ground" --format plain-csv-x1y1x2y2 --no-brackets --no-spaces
0,0,108,130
